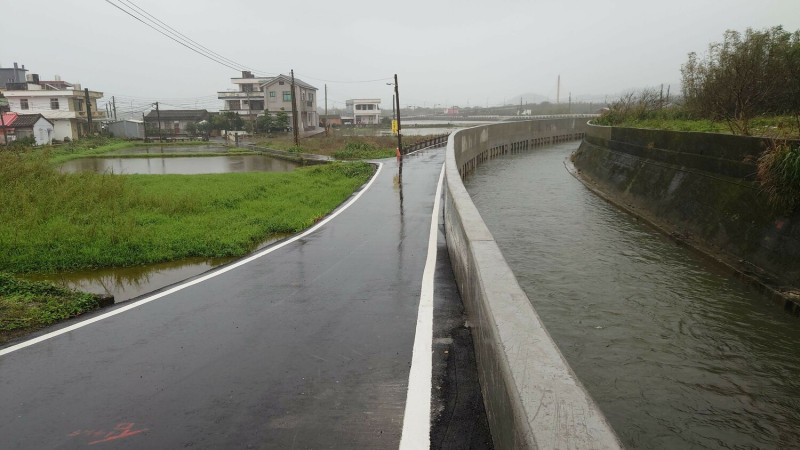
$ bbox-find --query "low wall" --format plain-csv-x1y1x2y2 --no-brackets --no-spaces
444,119,622,449
573,124,800,296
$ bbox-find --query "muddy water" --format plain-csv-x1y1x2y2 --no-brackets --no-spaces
22,235,288,303
463,142,800,448
59,154,299,175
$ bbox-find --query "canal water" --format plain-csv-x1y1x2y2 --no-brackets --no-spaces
463,142,800,448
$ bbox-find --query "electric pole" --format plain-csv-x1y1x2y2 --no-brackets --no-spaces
84,88,93,137
290,70,299,146
324,83,328,131
155,101,162,142
142,112,148,141
112,95,117,120
394,74,401,156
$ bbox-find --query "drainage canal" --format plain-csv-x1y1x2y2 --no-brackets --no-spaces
463,141,800,448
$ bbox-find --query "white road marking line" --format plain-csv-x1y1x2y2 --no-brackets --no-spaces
399,163,445,450
0,163,384,358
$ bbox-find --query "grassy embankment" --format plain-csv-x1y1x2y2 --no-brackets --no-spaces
0,139,374,342
593,114,800,139
256,133,440,159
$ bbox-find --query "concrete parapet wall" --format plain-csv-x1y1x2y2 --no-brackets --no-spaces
574,123,800,292
444,119,622,449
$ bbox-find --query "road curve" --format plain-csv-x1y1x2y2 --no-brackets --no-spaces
1,148,451,449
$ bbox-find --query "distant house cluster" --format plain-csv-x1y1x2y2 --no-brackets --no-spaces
0,62,381,145
0,62,104,144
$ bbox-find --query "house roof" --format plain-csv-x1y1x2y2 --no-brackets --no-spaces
144,109,210,120
1,112,18,127
260,74,317,91
12,114,52,128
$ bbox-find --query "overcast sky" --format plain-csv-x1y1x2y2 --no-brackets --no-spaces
2,0,798,116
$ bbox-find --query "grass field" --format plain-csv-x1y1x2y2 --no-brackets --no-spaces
0,152,373,273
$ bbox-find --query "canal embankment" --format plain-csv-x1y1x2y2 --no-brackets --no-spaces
443,118,622,449
571,124,800,307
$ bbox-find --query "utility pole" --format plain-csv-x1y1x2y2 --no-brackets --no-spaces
324,83,328,130
155,101,162,142
84,88,93,137
142,112,148,141
290,70,299,146
112,95,117,120
394,73,402,157
0,111,7,145
568,92,572,114
392,94,395,134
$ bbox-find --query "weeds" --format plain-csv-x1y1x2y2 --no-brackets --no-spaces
331,142,395,160
757,141,800,212
0,272,101,342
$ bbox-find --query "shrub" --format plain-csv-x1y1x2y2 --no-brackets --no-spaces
757,141,800,212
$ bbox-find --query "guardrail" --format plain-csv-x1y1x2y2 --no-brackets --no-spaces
402,133,450,154
443,119,621,449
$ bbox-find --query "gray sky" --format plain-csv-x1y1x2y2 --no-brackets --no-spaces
2,0,798,116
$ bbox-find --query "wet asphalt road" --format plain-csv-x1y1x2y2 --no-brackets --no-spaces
0,147,490,449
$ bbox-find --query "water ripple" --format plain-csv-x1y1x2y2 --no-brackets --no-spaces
464,143,800,449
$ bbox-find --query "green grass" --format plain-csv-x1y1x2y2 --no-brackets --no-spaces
0,272,102,343
0,152,374,273
757,142,800,212
331,142,396,160
594,114,800,139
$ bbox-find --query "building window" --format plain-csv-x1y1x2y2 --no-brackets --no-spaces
50,98,59,110
228,100,241,110
367,104,375,110
308,93,313,102
283,91,291,102
279,81,285,85
269,91,276,98
74,98,84,112
20,99,29,110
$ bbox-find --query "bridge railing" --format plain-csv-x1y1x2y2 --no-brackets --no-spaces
443,119,622,449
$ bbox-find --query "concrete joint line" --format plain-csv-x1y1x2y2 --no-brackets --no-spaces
399,164,445,449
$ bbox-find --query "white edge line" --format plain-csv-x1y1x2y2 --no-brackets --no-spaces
399,163,445,449
0,162,385,358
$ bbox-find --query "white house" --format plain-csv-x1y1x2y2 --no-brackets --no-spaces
217,71,268,120
0,112,55,145
343,99,381,125
2,74,105,141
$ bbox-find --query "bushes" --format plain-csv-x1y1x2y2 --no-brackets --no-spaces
757,142,800,212
331,141,395,160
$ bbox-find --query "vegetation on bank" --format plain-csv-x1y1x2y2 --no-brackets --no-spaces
331,142,396,160
0,151,374,273
594,26,800,211
0,273,103,343
256,134,399,157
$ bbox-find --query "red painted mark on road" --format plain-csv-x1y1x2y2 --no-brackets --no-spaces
68,422,148,445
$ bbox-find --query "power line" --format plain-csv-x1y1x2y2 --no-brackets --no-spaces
104,0,252,74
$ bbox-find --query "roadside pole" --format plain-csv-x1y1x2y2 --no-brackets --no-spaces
290,70,299,146
84,88,93,137
394,74,402,176
155,101,162,142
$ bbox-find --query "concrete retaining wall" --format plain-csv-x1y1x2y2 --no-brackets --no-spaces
573,123,800,294
444,119,622,449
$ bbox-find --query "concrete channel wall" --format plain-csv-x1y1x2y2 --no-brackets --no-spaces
573,124,800,297
443,119,622,449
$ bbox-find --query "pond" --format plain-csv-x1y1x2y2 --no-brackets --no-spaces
59,154,299,175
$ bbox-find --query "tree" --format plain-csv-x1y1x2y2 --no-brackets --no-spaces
681,26,800,135
256,109,273,134
274,108,290,131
